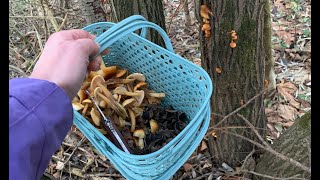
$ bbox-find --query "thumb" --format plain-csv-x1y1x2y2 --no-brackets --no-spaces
75,38,100,57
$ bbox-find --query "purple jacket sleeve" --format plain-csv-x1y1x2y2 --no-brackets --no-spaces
9,78,73,180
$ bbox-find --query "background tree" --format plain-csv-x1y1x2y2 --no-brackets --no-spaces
195,0,270,167
113,0,167,48
254,111,311,179
78,0,107,24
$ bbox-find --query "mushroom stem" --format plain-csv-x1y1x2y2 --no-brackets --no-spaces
128,108,136,132
82,104,89,115
97,91,128,119
138,138,144,149
97,83,128,118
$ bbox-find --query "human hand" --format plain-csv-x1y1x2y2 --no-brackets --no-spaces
30,29,107,100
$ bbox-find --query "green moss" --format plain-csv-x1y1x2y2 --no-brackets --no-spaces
220,1,235,32
297,111,311,131
239,107,251,118
238,14,257,73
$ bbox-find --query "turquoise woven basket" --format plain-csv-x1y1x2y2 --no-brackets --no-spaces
73,15,213,180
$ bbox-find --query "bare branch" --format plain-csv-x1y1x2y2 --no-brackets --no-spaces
241,170,307,180
220,130,311,173
207,89,267,132
237,113,270,148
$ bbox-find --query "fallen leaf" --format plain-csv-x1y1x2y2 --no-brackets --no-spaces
277,104,297,121
277,82,300,108
274,123,283,133
183,163,193,172
279,121,294,128
55,161,65,170
200,140,208,152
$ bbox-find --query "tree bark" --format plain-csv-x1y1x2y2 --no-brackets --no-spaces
79,0,106,24
263,0,276,91
113,0,166,48
254,111,311,180
198,0,268,167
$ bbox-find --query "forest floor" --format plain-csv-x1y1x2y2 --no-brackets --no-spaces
9,0,311,179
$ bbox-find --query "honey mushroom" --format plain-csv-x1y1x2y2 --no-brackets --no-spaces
78,65,169,153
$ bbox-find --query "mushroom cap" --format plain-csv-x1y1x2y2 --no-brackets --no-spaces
94,87,103,102
126,73,146,82
77,89,87,103
133,129,145,138
133,81,148,91
90,108,101,126
230,41,236,48
148,92,165,98
99,100,107,108
202,23,211,31
72,102,84,111
200,5,213,19
115,69,128,78
149,119,159,134
133,90,145,106
113,86,141,96
122,98,136,108
90,75,105,92
82,99,92,106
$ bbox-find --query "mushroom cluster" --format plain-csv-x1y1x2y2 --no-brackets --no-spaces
72,63,169,153
200,5,213,38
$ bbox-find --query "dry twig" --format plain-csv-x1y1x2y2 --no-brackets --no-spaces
241,170,307,180
220,114,311,174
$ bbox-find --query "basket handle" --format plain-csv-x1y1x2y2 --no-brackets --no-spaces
93,15,174,56
94,15,148,43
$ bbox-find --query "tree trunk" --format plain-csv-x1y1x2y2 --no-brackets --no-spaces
79,0,106,24
254,111,311,180
198,0,268,167
263,0,276,91
113,0,166,48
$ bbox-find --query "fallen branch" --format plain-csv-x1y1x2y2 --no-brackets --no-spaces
60,137,86,179
241,170,307,180
207,89,267,133
220,123,310,173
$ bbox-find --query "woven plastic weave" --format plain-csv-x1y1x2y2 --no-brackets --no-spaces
73,15,213,180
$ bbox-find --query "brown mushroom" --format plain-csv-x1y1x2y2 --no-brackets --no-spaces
97,128,108,135
99,100,107,108
82,99,92,115
122,98,136,108
90,75,128,118
202,23,211,31
77,89,87,103
118,116,131,129
128,108,136,132
200,5,213,19
115,69,128,78
126,73,146,82
100,64,118,80
90,108,101,126
149,119,159,134
72,96,79,103
133,129,145,149
72,102,84,111
106,78,135,85
133,82,148,91
113,86,141,96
